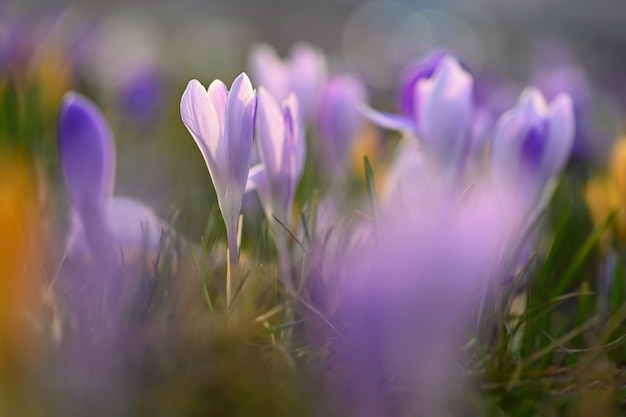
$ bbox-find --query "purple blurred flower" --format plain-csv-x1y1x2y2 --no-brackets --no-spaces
491,87,574,201
59,92,162,262
336,181,523,416
246,89,305,292
396,49,448,120
315,74,369,176
120,66,164,123
532,64,591,158
59,92,165,331
180,73,257,260
247,89,305,222
364,54,473,170
248,42,326,121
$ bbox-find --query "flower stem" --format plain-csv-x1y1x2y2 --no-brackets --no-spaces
226,234,238,308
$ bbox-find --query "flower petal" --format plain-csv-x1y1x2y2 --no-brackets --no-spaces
223,72,256,228
180,79,224,181
246,164,273,218
256,87,285,180
249,44,289,102
59,92,116,212
283,93,305,180
360,107,416,134
418,56,473,166
316,74,369,171
288,42,327,117
542,94,574,177
207,79,228,134
397,50,448,119
490,109,528,183
516,87,548,121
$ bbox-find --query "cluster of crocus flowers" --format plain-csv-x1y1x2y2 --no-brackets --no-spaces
327,51,576,415
181,43,372,297
366,53,574,219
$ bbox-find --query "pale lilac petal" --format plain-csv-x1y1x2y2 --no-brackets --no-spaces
490,109,527,182
245,164,273,218
246,164,269,193
360,107,416,134
180,79,224,180
316,74,369,171
108,197,162,251
225,73,256,180
383,138,434,207
222,72,256,229
283,93,305,179
249,44,289,102
207,79,228,132
516,87,548,121
542,94,574,177
418,56,473,165
256,87,285,179
288,42,327,117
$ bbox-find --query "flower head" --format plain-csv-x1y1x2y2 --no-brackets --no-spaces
490,87,574,200
315,74,369,176
364,54,473,170
249,42,326,120
180,73,257,249
397,49,448,120
246,89,305,292
247,88,305,225
59,92,164,257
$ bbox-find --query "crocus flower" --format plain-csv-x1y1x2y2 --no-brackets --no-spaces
246,88,305,292
490,87,574,204
59,92,165,329
364,54,473,171
315,74,369,177
120,65,164,123
396,49,448,120
335,179,523,416
180,73,256,269
248,42,326,120
532,63,591,158
59,91,164,258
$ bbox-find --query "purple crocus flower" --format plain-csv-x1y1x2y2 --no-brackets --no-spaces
120,65,164,123
490,87,574,202
59,92,165,332
180,73,257,270
246,88,305,292
532,64,590,158
315,73,369,176
248,42,326,121
60,92,163,260
364,54,473,171
335,180,523,416
247,89,304,222
396,49,448,120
